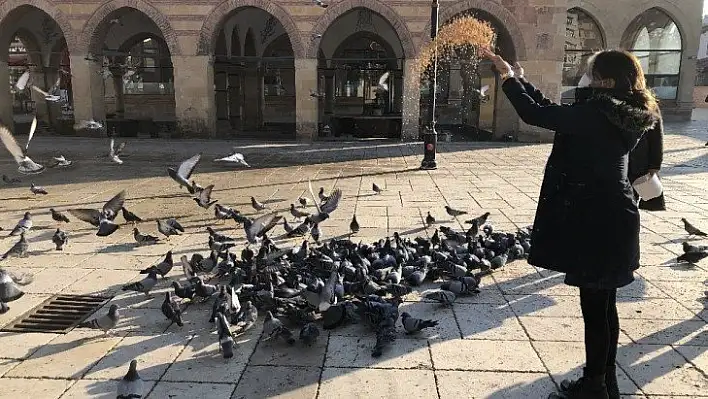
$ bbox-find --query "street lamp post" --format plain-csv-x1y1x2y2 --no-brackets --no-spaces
420,0,439,170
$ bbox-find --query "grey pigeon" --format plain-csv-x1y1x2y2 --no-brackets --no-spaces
207,227,235,242
299,322,320,345
234,300,258,332
445,206,467,217
121,207,142,224
193,277,218,299
286,219,312,238
318,270,338,312
290,204,309,218
465,212,490,226
682,218,707,237
161,292,183,327
78,304,119,334
140,251,173,277
283,219,294,234
216,308,235,359
683,242,708,253
263,311,295,344
251,196,267,211
116,359,143,399
30,183,48,195
121,269,158,296
401,312,439,333
311,223,321,243
298,197,309,207
52,228,68,250
0,124,44,174
0,268,33,302
172,280,195,300
133,228,160,245
306,180,342,223
350,215,360,233
677,251,708,263
372,182,383,194
425,212,435,226
109,138,125,164
180,255,195,280
1,233,28,260
193,184,217,209
9,212,32,236
68,190,126,236
50,208,70,223
157,218,184,238
167,153,201,193
423,289,456,305
244,212,282,244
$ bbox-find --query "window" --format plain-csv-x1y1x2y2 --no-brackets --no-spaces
562,8,604,103
621,8,682,100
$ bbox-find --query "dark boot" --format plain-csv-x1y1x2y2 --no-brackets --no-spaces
605,366,620,399
558,368,609,399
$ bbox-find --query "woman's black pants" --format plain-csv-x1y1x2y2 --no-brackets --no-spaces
580,287,619,376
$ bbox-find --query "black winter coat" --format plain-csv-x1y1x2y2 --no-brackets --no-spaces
503,77,659,288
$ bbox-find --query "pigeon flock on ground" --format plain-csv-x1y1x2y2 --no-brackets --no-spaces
0,121,707,397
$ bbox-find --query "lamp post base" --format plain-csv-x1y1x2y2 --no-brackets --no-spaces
420,160,437,170
420,128,438,170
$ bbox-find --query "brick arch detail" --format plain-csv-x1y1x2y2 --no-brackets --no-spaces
81,0,182,56
618,3,694,53
196,0,305,58
0,0,78,58
566,4,609,49
419,0,527,61
306,0,417,59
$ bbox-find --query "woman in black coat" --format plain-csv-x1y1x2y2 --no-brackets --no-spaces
628,117,665,211
484,49,660,399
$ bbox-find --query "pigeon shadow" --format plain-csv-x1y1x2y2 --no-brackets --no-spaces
96,243,141,254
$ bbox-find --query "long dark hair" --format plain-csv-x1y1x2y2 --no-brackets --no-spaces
590,50,659,116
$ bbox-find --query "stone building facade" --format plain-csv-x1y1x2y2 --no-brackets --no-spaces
0,0,702,142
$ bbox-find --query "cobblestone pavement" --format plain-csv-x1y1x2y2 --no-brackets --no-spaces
0,121,706,399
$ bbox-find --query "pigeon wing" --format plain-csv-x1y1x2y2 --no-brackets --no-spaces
103,190,127,216
320,188,342,214
480,85,490,96
109,138,116,157
115,141,126,156
199,184,214,203
26,116,37,152
308,179,322,213
378,71,390,87
177,153,201,179
0,125,26,164
68,209,102,226
167,218,184,232
15,70,30,91
248,212,279,238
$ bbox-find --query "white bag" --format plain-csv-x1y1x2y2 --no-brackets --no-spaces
632,173,663,201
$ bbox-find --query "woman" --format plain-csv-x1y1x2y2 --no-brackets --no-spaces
484,48,660,399
628,116,665,211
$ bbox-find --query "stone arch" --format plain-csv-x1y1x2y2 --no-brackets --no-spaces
566,6,608,49
420,0,527,61
307,0,416,59
196,0,305,58
0,1,78,59
81,0,182,56
619,4,691,52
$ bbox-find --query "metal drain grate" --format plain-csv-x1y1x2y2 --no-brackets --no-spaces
1,294,112,334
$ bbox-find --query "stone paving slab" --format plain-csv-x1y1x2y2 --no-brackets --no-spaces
0,124,706,397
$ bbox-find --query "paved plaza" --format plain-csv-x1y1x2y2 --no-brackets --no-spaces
0,122,707,398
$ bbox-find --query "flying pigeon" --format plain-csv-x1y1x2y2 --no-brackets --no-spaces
109,138,125,164
15,70,30,91
465,212,491,226
243,212,282,244
52,228,68,250
470,85,490,102
214,149,250,167
31,85,61,102
376,72,390,92
74,119,104,131
68,190,126,236
312,0,328,8
168,153,202,193
116,360,143,399
307,179,342,223
25,116,37,152
30,183,48,195
0,124,45,174
194,184,217,209
78,304,120,334
48,155,73,168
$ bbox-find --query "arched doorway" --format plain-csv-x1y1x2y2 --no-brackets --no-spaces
621,8,682,100
0,6,72,134
211,8,296,140
316,7,406,139
86,7,176,137
419,10,515,141
561,8,605,103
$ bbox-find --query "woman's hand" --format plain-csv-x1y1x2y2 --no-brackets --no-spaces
512,62,524,78
480,47,512,76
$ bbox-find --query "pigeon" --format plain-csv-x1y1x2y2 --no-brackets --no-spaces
312,0,328,8
49,155,72,168
121,207,142,224
116,360,143,399
423,289,456,305
470,84,490,102
311,33,323,40
372,182,383,193
286,218,312,238
24,116,37,152
193,277,218,299
52,228,68,250
172,280,195,300
445,206,467,217
15,70,30,91
216,309,235,358
74,119,103,131
234,300,258,332
401,312,439,333
68,190,126,236
318,187,330,202
214,204,238,222
307,179,342,223
299,323,320,345
681,218,707,237
157,218,184,238
194,184,217,209
683,242,708,253
9,212,32,236
263,311,295,344
168,153,201,193
207,227,235,243
0,301,8,314
376,71,390,92
78,304,120,334
1,234,28,260
2,174,20,184
31,85,61,102
50,208,70,223
161,292,183,327
290,204,309,218
350,214,360,233
425,212,436,226
677,251,708,264
30,183,48,195
0,124,44,174
298,197,310,208
311,223,321,243
141,251,173,278
251,196,268,211
121,269,158,296
244,212,282,244
214,149,249,167
465,212,491,226
0,268,33,302
316,270,338,312
283,219,295,234
133,228,160,245
109,138,124,164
